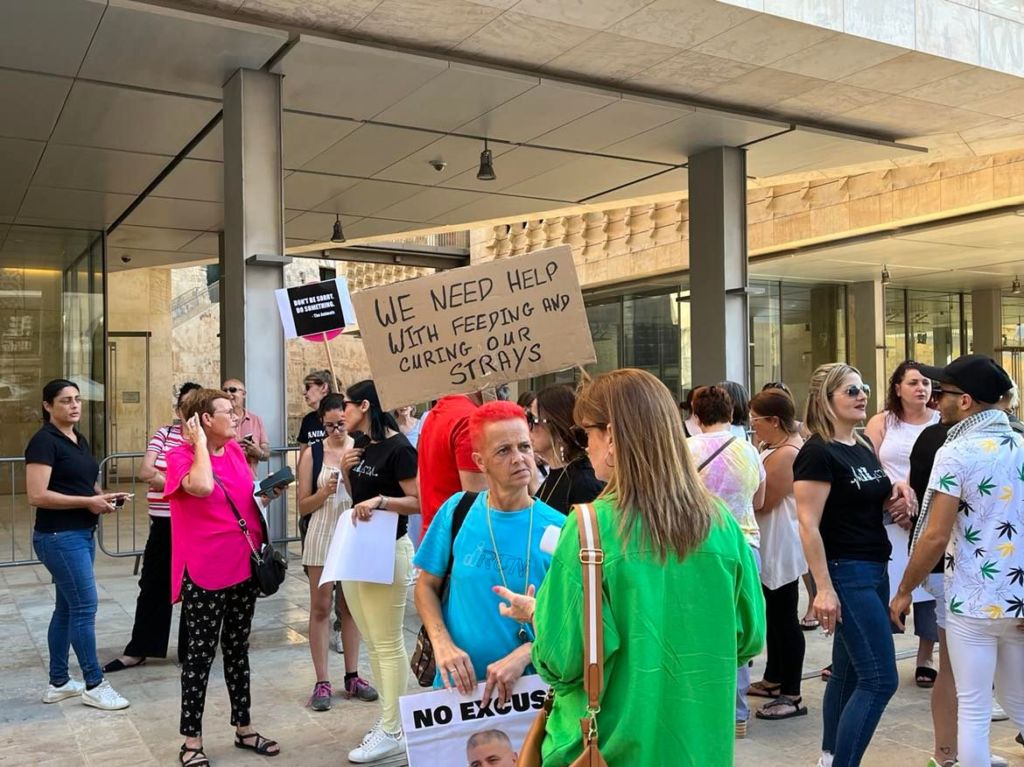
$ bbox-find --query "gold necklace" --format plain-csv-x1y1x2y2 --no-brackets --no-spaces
486,494,534,643
538,458,577,505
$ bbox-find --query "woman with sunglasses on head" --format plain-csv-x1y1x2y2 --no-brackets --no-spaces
296,393,377,712
794,364,916,767
864,361,941,690
338,380,420,763
103,381,201,675
527,384,604,514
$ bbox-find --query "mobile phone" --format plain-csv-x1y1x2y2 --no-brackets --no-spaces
113,493,134,508
242,434,255,444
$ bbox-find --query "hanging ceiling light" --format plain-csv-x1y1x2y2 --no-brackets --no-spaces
881,265,891,285
1012,275,1022,295
330,214,345,244
476,139,496,181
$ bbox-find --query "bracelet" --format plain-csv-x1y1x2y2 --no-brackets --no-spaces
378,495,388,510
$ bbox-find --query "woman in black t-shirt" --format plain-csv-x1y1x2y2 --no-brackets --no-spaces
527,383,604,514
26,379,130,710
339,379,419,763
793,363,916,767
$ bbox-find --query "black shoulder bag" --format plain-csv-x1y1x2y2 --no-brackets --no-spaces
410,491,478,686
213,474,288,597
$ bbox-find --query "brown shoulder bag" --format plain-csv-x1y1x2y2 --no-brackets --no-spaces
517,503,608,767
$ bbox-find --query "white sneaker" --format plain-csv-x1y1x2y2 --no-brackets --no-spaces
347,724,403,763
817,754,834,767
81,680,129,710
42,678,84,703
991,754,1008,767
992,701,1009,721
329,629,343,654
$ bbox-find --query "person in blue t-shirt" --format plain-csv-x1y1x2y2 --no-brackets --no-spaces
414,400,565,705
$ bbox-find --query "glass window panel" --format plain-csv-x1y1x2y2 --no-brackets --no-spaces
623,293,681,399
779,283,846,410
885,287,907,376
749,281,781,393
906,290,961,368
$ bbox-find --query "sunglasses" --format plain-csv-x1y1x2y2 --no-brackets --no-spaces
839,384,871,398
304,382,324,391
933,386,966,398
525,411,550,430
222,386,244,394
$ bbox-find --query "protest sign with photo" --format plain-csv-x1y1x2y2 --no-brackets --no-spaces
351,245,596,409
274,277,355,340
399,675,548,767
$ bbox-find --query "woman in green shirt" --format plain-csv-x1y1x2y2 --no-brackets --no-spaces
496,369,765,766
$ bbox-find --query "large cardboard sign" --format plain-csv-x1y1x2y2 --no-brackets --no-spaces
274,277,355,339
399,675,548,767
351,246,595,409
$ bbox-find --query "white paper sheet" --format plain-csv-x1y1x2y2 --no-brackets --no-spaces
885,523,934,604
319,508,399,586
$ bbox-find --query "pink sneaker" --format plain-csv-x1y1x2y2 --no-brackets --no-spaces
344,676,379,702
308,680,332,711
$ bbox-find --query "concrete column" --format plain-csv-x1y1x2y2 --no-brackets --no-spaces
850,280,885,414
221,68,290,544
688,147,748,387
971,288,1003,358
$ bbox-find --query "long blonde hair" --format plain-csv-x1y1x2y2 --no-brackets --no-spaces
574,368,719,560
804,363,870,447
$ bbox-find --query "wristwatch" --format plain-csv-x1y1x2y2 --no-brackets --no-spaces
378,495,388,510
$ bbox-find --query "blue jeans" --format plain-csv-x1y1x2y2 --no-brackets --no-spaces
823,559,898,766
32,528,101,687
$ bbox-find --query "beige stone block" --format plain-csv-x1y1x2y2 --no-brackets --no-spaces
809,204,851,238
747,196,774,224
939,166,995,208
848,195,885,229
846,170,892,201
769,188,811,217
992,158,1024,195
804,178,850,207
748,220,775,251
888,163,942,190
892,179,942,218
773,211,812,243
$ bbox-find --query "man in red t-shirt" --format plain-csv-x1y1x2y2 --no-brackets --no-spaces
416,394,487,538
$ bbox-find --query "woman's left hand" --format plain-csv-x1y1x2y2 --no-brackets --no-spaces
885,481,917,528
481,645,531,707
351,497,378,525
493,584,536,624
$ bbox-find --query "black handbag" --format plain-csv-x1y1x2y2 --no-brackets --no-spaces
213,475,288,597
410,491,477,686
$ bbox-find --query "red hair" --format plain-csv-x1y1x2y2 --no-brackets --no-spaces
469,400,528,451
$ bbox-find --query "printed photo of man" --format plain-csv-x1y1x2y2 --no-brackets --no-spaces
465,729,517,767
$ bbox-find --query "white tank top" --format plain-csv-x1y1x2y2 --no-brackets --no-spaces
758,445,806,590
877,411,940,482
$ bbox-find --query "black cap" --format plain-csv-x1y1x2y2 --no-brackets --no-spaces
916,354,1012,404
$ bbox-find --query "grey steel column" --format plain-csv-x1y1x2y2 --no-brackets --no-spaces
221,68,290,546
850,280,885,414
689,146,749,387
971,288,1003,358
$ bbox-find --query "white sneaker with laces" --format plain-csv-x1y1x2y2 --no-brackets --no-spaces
81,680,129,710
347,724,403,763
992,701,1008,721
42,678,84,703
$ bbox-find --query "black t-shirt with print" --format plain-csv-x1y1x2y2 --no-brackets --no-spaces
297,410,326,446
349,432,417,540
793,434,893,563
536,457,605,515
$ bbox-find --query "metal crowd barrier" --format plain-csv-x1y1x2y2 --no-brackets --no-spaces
0,456,37,568
94,446,304,566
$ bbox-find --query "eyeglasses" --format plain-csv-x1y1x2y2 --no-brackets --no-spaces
323,422,345,432
839,384,871,398
525,411,550,430
222,386,244,394
933,386,966,398
342,399,358,408
211,408,237,419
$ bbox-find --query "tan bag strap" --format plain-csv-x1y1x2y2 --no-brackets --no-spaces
575,503,604,735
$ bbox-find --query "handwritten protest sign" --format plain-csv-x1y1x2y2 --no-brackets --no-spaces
399,675,548,767
351,246,595,409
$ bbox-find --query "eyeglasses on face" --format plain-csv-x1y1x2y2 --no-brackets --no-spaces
839,384,871,398
525,411,550,430
323,422,345,432
222,386,244,394
211,408,237,418
933,386,966,398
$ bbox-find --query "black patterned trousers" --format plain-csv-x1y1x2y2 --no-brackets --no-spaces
179,573,258,737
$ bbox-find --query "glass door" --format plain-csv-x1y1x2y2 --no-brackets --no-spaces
106,332,150,474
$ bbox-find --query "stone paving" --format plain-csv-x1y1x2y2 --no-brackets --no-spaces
1,546,1022,767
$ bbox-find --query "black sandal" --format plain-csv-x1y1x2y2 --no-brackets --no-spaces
234,732,280,757
102,657,146,673
915,666,937,688
755,695,808,720
179,744,210,767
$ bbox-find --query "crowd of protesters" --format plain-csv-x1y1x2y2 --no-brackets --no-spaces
24,351,1024,766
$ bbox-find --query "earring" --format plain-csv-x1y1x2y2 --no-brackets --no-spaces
559,444,566,463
